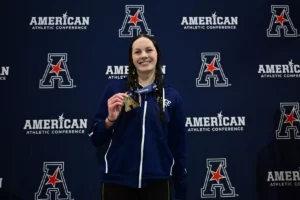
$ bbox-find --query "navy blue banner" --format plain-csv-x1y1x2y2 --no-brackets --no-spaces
1,0,300,199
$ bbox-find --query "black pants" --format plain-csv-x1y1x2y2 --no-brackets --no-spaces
102,179,172,200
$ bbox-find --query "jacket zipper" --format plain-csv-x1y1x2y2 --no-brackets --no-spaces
138,94,147,188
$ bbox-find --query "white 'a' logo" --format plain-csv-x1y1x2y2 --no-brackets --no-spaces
267,5,298,37
276,102,300,139
201,158,237,198
39,53,75,89
119,5,152,38
196,52,230,87
35,162,74,200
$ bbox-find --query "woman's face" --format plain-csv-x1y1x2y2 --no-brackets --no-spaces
132,37,158,74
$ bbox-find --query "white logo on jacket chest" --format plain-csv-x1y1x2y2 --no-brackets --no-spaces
164,99,171,107
156,97,171,107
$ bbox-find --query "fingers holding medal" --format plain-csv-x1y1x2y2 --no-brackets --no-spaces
107,93,128,121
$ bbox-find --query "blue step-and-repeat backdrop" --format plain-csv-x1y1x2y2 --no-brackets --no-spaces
1,0,300,199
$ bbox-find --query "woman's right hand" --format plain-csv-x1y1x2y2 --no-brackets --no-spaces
107,93,128,121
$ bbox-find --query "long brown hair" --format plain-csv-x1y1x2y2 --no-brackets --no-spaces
126,34,166,122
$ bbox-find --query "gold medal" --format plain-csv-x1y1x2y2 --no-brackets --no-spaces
124,95,139,112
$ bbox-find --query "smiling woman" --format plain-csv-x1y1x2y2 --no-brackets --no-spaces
131,37,158,79
89,34,188,200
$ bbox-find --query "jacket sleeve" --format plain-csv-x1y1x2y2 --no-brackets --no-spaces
168,93,188,200
89,83,115,147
